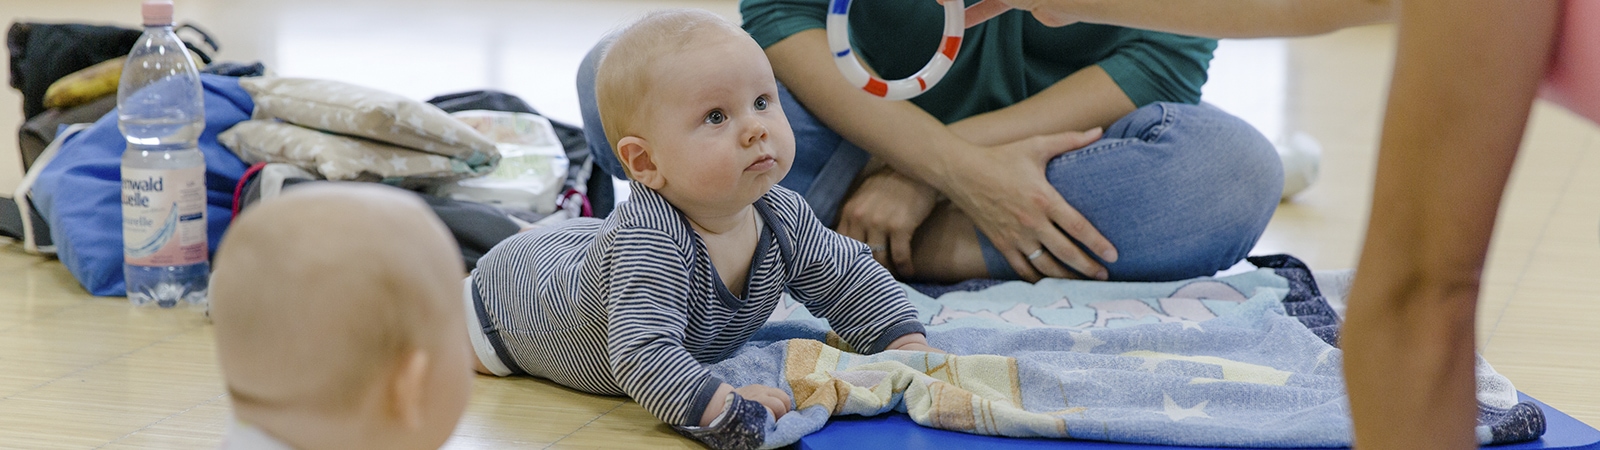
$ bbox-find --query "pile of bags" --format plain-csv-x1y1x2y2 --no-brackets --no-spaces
4,21,600,296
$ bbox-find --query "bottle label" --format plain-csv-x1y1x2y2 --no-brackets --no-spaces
122,165,207,267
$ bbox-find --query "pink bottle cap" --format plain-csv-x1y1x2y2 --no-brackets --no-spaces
142,0,174,26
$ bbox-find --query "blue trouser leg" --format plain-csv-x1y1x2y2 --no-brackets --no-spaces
976,102,1283,281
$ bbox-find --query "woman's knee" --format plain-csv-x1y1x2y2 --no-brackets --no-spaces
1180,103,1282,189
1050,103,1281,281
1136,104,1279,279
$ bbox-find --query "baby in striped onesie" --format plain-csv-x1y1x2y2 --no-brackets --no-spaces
464,8,939,449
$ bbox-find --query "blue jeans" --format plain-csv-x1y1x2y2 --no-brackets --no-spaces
578,42,1281,282
976,102,1282,281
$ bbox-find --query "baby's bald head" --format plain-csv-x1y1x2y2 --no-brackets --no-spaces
210,183,468,423
595,9,751,177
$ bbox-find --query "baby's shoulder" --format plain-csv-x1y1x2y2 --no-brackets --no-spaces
757,185,804,214
606,202,691,238
494,218,604,258
762,184,806,208
595,213,698,264
757,186,824,231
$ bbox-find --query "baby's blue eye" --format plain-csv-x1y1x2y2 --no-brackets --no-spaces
705,110,725,125
754,96,769,111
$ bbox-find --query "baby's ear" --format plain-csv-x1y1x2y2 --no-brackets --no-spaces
618,136,664,189
389,350,430,430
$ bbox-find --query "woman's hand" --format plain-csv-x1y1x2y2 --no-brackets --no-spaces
934,128,1117,281
837,168,942,278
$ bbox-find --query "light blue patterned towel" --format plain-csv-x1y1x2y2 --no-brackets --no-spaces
686,263,1542,449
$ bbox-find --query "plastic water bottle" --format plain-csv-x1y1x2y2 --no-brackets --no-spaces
119,0,208,308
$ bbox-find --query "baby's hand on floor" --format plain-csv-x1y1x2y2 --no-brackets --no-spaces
886,332,947,354
893,342,947,353
734,384,793,421
700,383,794,427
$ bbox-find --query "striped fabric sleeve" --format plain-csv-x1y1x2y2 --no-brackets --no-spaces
603,227,726,427
776,192,924,354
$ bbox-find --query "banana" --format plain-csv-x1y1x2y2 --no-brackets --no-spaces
43,56,126,111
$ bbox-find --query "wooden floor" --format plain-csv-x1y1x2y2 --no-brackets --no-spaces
3,1,1598,448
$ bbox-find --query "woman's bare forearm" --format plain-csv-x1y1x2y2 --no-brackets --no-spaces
766,29,969,189
948,65,1133,146
1001,0,1393,38
770,29,1119,281
770,28,1134,185
1341,0,1556,447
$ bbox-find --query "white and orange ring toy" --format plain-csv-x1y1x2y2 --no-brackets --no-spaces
827,0,964,100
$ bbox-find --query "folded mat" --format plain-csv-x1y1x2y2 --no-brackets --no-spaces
690,255,1543,449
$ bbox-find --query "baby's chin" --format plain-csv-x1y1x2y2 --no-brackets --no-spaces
732,176,782,206
742,180,777,203
753,166,790,194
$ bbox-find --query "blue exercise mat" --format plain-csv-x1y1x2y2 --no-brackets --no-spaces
798,393,1599,450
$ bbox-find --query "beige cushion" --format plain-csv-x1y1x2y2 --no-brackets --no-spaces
219,120,492,187
238,77,498,167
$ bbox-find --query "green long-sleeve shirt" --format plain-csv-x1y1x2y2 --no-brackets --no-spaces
741,0,1217,123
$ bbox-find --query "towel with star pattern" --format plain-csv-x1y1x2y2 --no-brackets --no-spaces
693,255,1545,449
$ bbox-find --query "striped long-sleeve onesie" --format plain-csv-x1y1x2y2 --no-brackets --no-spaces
470,182,924,427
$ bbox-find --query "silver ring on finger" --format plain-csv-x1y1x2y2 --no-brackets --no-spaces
869,244,887,253
1026,248,1045,261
